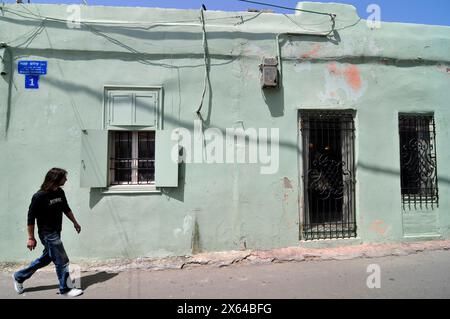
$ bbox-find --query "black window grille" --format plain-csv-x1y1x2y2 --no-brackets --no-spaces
300,111,357,240
110,131,155,185
399,114,438,210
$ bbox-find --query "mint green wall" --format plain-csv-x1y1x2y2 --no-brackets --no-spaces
0,3,449,261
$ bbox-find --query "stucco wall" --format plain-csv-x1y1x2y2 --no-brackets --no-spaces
0,2,449,261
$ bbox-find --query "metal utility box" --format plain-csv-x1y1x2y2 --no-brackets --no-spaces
260,57,279,88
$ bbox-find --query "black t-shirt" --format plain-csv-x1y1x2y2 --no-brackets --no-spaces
27,188,72,233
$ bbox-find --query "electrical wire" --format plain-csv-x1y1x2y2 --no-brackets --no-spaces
2,5,251,28
195,7,209,117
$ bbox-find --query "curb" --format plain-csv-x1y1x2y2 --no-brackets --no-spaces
2,240,450,273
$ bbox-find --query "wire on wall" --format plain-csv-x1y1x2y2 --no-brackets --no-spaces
195,6,210,118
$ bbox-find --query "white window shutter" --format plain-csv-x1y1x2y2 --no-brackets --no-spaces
134,93,157,127
155,130,179,187
80,130,108,188
109,91,133,126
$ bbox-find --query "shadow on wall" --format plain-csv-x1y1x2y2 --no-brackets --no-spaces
88,160,186,209
2,15,287,42
162,159,186,203
262,85,284,118
358,162,450,186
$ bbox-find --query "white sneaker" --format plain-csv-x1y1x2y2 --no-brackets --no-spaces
12,274,24,294
61,288,83,297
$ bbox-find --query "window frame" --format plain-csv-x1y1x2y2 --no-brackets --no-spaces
102,85,163,131
398,112,439,210
299,109,357,241
109,131,156,186
101,86,163,194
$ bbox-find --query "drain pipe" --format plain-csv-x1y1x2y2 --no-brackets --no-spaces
0,42,8,75
0,42,12,138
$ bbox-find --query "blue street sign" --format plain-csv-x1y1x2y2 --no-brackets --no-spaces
25,75,40,89
18,61,47,75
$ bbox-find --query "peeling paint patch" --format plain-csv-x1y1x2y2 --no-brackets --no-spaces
319,63,366,102
327,63,340,75
436,64,450,74
173,215,193,239
343,65,362,91
283,177,293,189
281,177,295,229
327,64,362,91
294,61,312,72
370,220,389,236
301,43,321,59
242,43,268,56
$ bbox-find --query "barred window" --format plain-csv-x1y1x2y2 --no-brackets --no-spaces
300,110,357,240
399,114,438,210
109,131,155,185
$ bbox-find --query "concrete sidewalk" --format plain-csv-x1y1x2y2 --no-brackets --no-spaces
2,240,449,273
2,245,450,299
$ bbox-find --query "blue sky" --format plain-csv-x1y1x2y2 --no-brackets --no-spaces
3,0,450,26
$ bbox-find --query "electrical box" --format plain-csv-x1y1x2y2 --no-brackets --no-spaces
260,57,278,88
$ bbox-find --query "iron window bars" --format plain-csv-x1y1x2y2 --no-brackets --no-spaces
300,111,357,240
399,114,438,210
110,131,155,185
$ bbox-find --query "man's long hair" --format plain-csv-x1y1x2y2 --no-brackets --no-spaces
40,168,67,192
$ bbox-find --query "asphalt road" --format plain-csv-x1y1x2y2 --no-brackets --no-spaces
1,249,450,299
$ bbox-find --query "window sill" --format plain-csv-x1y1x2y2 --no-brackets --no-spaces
101,185,161,194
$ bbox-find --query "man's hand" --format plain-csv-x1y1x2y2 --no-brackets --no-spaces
27,238,37,251
74,222,81,234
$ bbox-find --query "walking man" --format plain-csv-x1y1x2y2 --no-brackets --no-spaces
13,168,83,297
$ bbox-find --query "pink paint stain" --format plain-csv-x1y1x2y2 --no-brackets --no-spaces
327,63,341,76
370,220,387,235
327,64,362,92
343,65,362,91
301,43,321,59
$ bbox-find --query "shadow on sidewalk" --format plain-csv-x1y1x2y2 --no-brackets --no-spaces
23,271,118,293
80,272,118,290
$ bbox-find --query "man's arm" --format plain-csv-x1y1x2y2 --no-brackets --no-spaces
64,211,81,233
61,190,81,234
27,225,37,251
27,194,39,251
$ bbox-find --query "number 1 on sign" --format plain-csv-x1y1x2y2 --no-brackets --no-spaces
25,75,39,89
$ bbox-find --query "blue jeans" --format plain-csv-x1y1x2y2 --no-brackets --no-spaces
14,231,71,294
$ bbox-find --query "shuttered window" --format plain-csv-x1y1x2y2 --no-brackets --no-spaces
80,87,178,189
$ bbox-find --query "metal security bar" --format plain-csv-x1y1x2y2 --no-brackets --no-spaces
300,111,356,240
399,114,438,210
110,131,155,185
